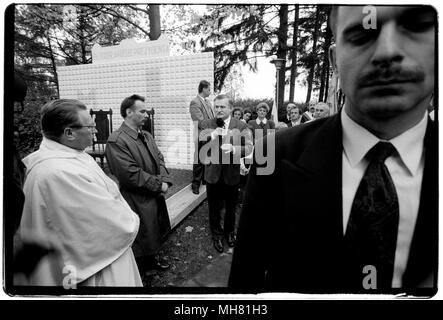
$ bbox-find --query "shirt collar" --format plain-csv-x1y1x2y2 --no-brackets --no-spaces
121,121,139,140
341,106,427,176
224,116,231,128
41,136,84,154
256,118,267,125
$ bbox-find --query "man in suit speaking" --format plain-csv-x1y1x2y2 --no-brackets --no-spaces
229,5,437,294
200,94,253,253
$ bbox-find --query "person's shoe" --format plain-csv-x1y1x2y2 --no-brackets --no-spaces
192,184,200,194
227,233,236,247
145,259,170,271
213,239,224,253
153,260,170,271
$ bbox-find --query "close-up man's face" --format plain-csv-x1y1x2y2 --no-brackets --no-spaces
71,109,97,150
214,98,232,120
331,6,435,122
129,100,149,127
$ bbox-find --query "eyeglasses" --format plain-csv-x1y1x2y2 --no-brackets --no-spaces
70,125,96,131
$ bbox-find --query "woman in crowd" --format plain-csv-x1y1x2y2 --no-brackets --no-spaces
247,102,275,141
232,107,243,121
242,109,252,123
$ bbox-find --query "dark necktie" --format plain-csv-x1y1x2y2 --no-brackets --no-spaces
344,141,399,290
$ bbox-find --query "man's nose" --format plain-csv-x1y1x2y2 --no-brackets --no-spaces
371,23,404,67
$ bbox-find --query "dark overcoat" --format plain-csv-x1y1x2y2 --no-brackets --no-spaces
105,122,172,257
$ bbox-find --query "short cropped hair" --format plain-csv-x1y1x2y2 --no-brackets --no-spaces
120,94,145,118
198,80,210,93
214,94,233,107
316,102,330,109
41,99,87,141
256,102,270,113
286,102,296,111
291,105,303,115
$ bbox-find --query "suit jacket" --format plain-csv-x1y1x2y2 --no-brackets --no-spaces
200,117,253,185
106,122,173,257
189,95,215,130
229,113,437,295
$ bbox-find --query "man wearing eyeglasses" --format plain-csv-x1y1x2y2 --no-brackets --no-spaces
18,99,142,286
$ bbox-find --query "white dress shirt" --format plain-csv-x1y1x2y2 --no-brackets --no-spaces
224,115,232,129
341,108,427,287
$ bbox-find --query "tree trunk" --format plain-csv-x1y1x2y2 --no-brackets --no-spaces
289,4,299,102
305,6,320,104
318,7,332,102
78,9,88,64
149,5,161,40
46,33,59,98
276,4,288,115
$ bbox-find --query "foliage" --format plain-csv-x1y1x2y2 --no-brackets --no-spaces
185,4,334,108
15,100,44,158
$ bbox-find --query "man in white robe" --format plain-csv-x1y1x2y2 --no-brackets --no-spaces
18,99,142,287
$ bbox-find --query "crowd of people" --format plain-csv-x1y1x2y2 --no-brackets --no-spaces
10,5,437,294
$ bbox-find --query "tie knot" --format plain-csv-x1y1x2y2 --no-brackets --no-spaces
367,141,396,163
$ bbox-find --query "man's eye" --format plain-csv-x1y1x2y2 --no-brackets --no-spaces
346,30,374,45
402,17,435,33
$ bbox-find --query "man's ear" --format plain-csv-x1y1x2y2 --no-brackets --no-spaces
329,44,338,73
125,108,132,117
63,127,76,141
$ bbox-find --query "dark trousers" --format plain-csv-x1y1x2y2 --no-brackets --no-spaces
206,177,238,240
192,142,204,187
135,255,157,272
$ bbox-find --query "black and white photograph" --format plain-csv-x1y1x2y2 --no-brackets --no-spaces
2,2,439,303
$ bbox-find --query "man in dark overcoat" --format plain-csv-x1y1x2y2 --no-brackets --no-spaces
106,94,172,273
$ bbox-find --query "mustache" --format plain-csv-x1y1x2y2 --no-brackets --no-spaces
358,67,425,87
